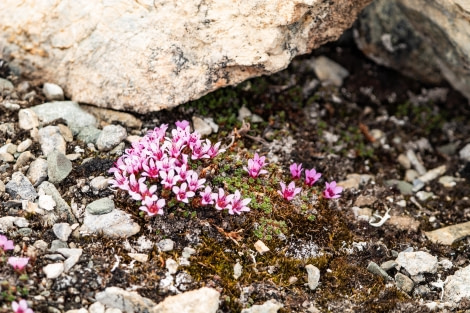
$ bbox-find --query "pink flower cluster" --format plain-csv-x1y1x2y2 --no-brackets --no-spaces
1,235,33,312
277,162,342,201
109,121,251,216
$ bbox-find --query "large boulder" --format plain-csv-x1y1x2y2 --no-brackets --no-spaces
0,0,371,113
355,0,470,101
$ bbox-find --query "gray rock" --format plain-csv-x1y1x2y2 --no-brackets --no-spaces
38,126,66,155
50,239,68,252
31,101,97,134
47,151,72,184
311,56,349,87
77,126,101,144
14,217,29,228
396,251,438,276
18,109,40,130
96,125,127,151
157,239,175,252
425,221,470,245
355,0,470,102
395,273,414,294
43,83,64,101
404,169,418,182
57,248,82,272
5,171,37,201
397,153,411,169
27,158,48,186
405,149,426,175
17,139,32,153
33,240,49,253
38,181,77,224
15,151,35,169
367,261,392,281
385,180,413,195
90,176,109,191
443,264,470,303
241,300,283,313
53,223,72,242
17,228,32,236
305,264,320,290
95,287,156,313
192,116,212,136
0,78,14,93
43,263,64,279
151,287,219,313
80,209,140,238
86,198,115,215
416,191,434,202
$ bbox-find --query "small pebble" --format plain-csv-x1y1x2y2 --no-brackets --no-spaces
305,264,320,290
254,240,270,254
395,273,414,293
233,262,242,280
166,258,178,274
43,83,65,101
157,239,175,252
43,263,65,279
53,223,72,242
17,139,32,153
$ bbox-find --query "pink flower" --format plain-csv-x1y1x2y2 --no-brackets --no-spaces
175,120,190,130
186,171,206,191
200,186,214,205
322,181,343,199
8,257,29,271
305,168,322,186
228,190,251,215
175,164,192,182
289,163,303,179
206,141,225,158
243,153,268,178
129,181,158,201
172,183,195,203
141,158,160,179
212,188,234,211
148,124,168,142
156,156,177,173
277,181,302,201
0,235,14,251
139,196,166,216
12,300,34,313
190,141,209,160
160,169,180,189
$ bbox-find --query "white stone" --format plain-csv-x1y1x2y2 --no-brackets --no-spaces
166,258,178,274
0,1,371,113
43,262,65,279
18,109,39,130
80,209,140,238
460,144,470,161
233,262,242,280
17,139,32,153
95,287,156,312
128,253,149,263
88,302,105,313
90,176,109,191
305,264,320,290
254,240,270,254
311,56,349,86
152,287,220,313
57,248,83,272
13,217,29,228
192,116,212,137
96,125,127,151
443,264,470,303
43,83,64,101
53,223,72,241
241,299,283,313
38,126,66,155
396,251,438,276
